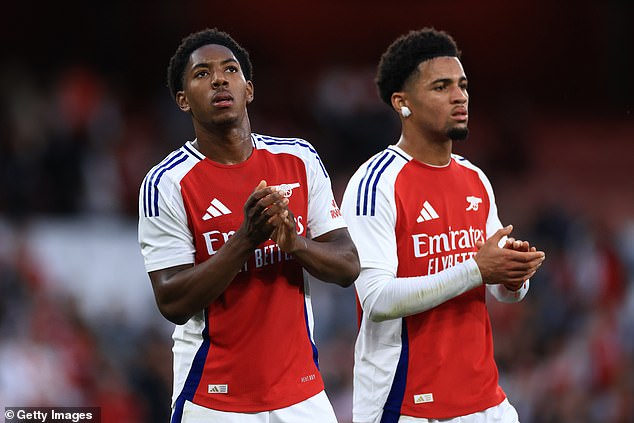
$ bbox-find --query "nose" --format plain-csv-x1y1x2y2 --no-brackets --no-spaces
451,85,468,104
211,69,228,88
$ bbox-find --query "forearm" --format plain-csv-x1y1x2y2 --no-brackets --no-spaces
292,228,360,287
360,259,483,322
151,230,255,324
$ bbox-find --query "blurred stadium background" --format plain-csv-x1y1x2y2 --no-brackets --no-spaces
1,1,633,422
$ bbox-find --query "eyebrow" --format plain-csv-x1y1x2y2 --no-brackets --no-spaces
191,58,239,71
431,76,468,85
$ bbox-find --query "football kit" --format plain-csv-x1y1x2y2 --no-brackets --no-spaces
138,134,345,422
341,145,527,422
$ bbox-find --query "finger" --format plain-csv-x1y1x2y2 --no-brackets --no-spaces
270,210,296,235
252,199,282,223
282,211,295,229
259,201,291,231
250,180,270,199
503,254,545,273
501,249,529,266
507,249,545,262
489,225,513,245
244,181,273,210
267,209,289,225
252,192,285,215
516,241,530,252
284,206,295,222
261,197,289,218
506,259,545,273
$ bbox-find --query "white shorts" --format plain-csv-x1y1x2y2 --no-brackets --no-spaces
396,399,519,423
176,390,338,423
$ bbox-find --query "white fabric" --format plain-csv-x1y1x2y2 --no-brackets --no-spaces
358,261,482,322
342,148,403,274
395,398,519,423
138,146,199,272
171,310,206,408
178,390,338,423
359,264,528,322
488,281,529,303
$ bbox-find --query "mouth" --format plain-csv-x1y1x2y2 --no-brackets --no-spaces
451,107,468,122
212,92,234,108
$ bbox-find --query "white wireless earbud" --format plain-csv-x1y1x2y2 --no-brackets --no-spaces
401,106,411,118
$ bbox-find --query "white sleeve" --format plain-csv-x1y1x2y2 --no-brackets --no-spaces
305,150,346,239
340,164,398,274
358,260,483,322
138,173,195,272
487,281,530,303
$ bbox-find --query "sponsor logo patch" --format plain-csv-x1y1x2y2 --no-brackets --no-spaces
414,393,434,404
208,384,228,394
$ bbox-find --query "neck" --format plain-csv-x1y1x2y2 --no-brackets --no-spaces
193,121,253,165
396,131,452,166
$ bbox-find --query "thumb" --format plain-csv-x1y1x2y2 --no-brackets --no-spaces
489,224,513,245
254,180,267,191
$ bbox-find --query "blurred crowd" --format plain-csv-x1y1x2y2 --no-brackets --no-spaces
0,60,633,423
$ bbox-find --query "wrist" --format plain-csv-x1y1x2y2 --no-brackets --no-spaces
465,257,484,285
291,236,308,254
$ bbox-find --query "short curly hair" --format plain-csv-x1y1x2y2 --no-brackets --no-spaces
376,28,460,106
166,28,253,100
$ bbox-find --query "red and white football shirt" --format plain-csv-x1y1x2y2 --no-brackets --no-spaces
138,134,345,420
341,145,507,422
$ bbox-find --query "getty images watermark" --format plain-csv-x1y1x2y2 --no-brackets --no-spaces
4,407,100,423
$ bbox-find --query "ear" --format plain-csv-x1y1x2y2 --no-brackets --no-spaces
391,92,407,115
175,91,190,113
246,80,255,104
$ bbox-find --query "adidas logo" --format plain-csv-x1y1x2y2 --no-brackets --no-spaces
416,201,439,223
203,198,232,221
207,384,228,394
413,393,434,404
